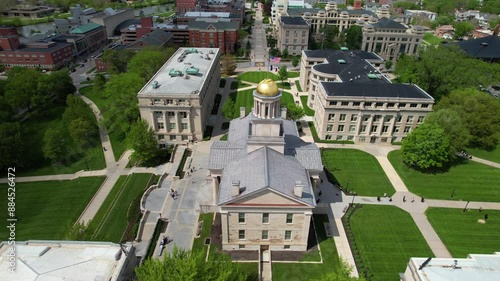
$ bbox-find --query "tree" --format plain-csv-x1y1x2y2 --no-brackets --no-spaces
43,128,67,163
135,248,248,281
69,117,96,147
292,57,299,68
222,98,238,119
93,73,107,92
436,89,500,149
127,119,158,163
127,47,176,82
432,15,453,29
282,47,289,59
277,65,288,85
0,122,23,170
401,123,451,170
63,95,95,126
424,109,470,157
393,1,419,10
384,60,393,70
40,69,76,104
4,67,41,111
101,49,135,74
237,29,249,40
453,21,475,39
322,25,340,49
312,258,366,281
346,25,362,50
221,53,237,76
285,103,305,121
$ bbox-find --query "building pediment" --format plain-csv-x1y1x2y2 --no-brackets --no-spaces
223,188,312,208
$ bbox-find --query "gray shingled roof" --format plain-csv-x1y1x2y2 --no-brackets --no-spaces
218,147,316,206
208,142,244,170
370,17,406,29
187,20,239,30
280,16,309,26
134,29,173,46
321,83,434,100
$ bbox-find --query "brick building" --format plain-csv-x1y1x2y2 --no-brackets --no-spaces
175,0,198,13
188,20,238,53
0,41,72,70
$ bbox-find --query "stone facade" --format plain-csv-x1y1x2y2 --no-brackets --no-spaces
277,17,310,56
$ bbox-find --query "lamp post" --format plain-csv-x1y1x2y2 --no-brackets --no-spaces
351,192,357,205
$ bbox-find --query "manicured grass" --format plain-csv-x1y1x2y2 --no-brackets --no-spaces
272,215,340,281
155,11,175,17
80,86,127,160
18,105,105,176
295,80,302,92
300,96,314,116
229,88,295,117
288,71,300,78
276,82,291,90
239,81,252,88
388,150,500,202
192,213,215,255
426,208,500,258
89,173,152,242
423,33,443,45
350,205,434,281
238,71,280,83
0,177,105,240
466,139,500,163
322,149,395,196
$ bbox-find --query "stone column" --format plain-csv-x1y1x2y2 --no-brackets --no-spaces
388,115,396,138
163,111,169,132
150,112,158,131
377,115,385,136
220,211,229,244
302,211,313,250
367,114,374,135
174,111,179,132
186,111,192,133
355,113,363,136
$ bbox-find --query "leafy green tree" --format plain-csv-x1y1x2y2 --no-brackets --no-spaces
127,47,175,83
0,122,23,170
127,119,158,163
481,0,500,14
63,95,94,125
432,15,453,28
41,69,76,104
4,67,41,111
69,117,96,147
322,25,340,49
135,248,248,281
221,53,237,76
285,103,305,121
312,258,366,281
401,123,451,170
282,47,289,59
93,73,107,92
43,128,67,163
424,109,470,157
384,60,393,70
292,57,299,68
222,98,238,119
277,65,288,85
101,49,135,74
453,21,475,39
238,29,249,39
393,1,419,10
436,89,500,149
346,25,362,50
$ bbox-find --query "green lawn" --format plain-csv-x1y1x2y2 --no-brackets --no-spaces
423,33,443,45
192,213,215,255
426,208,500,258
18,105,105,176
295,81,302,92
322,149,395,196
230,89,294,116
288,71,300,78
300,96,314,116
239,263,259,280
466,138,500,163
350,205,434,281
238,71,280,83
89,173,152,242
80,86,127,160
388,150,500,202
272,215,340,281
0,177,105,240
276,82,291,90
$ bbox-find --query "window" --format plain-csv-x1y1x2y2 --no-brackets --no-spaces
399,103,406,108
329,101,337,106
361,125,367,132
286,213,293,224
341,102,349,106
328,114,335,121
166,99,174,105
351,115,358,122
155,111,163,118
353,102,360,106
365,102,372,107
407,116,414,123
180,112,188,118
238,213,245,223
170,135,176,140
371,125,378,132
387,103,395,108
262,230,269,240
359,136,366,142
284,245,291,249
239,230,245,240
158,134,165,140
263,213,269,224
349,125,356,132
394,126,400,133
396,116,402,122
374,115,382,122
327,125,333,131
383,126,389,133
347,135,354,140
410,103,418,108
421,104,429,108
404,126,411,133
325,135,332,140
340,114,346,121
336,135,343,140
158,123,165,129
239,244,246,249
381,137,387,142
182,123,188,130
338,125,344,132
375,102,384,107
169,123,176,130
167,112,175,117
285,230,292,240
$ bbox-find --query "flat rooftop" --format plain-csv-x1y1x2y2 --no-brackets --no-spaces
138,47,220,96
321,83,434,100
0,241,132,281
410,253,500,281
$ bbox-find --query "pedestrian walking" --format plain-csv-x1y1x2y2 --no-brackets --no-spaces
479,207,482,212
411,197,415,203
403,196,406,202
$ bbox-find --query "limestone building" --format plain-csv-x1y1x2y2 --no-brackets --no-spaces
277,17,310,55
361,17,425,61
209,79,323,251
300,49,434,143
138,47,221,144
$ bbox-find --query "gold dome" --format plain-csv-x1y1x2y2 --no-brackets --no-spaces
256,79,279,97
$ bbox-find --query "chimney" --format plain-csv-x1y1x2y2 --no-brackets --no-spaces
293,181,303,197
240,107,246,118
281,107,287,119
231,180,240,197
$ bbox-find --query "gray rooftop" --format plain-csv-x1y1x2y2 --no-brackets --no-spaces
188,19,239,30
321,83,434,100
137,47,220,96
370,17,407,29
280,16,309,26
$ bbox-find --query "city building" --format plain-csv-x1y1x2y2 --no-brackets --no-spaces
0,241,136,281
126,29,174,51
176,11,243,27
434,25,454,39
67,23,107,57
175,0,198,13
95,44,127,72
403,253,500,281
188,19,239,53
276,16,310,55
54,4,98,34
209,79,322,251
90,8,135,38
1,5,54,19
119,18,189,46
454,33,500,63
0,27,72,70
300,49,434,143
138,47,221,143
402,10,437,25
361,17,425,61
